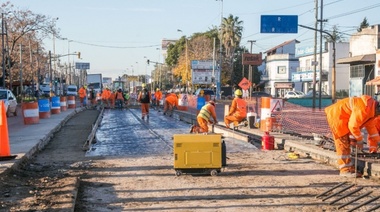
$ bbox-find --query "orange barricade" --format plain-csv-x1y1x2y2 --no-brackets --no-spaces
68,96,76,108
0,101,16,160
260,97,271,131
22,101,40,125
60,96,67,111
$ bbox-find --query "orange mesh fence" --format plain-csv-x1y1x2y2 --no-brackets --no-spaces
276,101,332,138
247,98,332,139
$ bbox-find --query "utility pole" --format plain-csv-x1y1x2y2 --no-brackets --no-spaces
312,0,318,108
1,13,5,88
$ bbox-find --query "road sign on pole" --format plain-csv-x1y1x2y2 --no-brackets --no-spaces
260,15,298,33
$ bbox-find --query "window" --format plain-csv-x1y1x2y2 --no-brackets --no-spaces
350,65,365,78
277,66,286,74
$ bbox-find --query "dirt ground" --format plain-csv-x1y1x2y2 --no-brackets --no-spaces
1,109,380,211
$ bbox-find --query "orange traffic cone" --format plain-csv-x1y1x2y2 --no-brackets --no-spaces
0,101,16,160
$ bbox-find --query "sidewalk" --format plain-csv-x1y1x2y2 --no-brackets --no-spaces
1,106,84,175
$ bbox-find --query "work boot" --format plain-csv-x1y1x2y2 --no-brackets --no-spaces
142,116,145,120
147,115,149,119
339,171,362,178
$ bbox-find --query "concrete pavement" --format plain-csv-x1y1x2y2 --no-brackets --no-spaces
1,105,84,175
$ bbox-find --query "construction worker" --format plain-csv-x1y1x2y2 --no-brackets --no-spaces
78,85,87,107
110,89,116,108
124,90,130,106
101,87,111,108
115,88,125,109
137,84,150,120
366,116,380,153
224,89,247,129
155,88,163,111
191,100,217,134
325,95,380,177
163,92,178,115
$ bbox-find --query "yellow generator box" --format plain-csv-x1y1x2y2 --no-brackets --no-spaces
173,134,226,176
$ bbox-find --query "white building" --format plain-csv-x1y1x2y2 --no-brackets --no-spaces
295,42,350,96
262,39,300,98
337,24,380,97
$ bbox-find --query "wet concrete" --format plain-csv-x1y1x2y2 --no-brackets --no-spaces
86,108,257,157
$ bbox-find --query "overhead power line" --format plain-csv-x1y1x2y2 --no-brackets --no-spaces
71,40,160,49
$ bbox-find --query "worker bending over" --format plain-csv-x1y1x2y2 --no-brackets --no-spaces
163,92,178,115
325,95,380,177
224,89,247,129
191,100,218,134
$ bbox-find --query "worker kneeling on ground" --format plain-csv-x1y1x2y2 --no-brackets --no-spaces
224,89,247,129
163,92,178,115
191,100,218,134
325,95,380,178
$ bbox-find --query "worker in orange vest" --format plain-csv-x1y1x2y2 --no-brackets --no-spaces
101,87,111,108
110,89,116,109
325,95,380,177
163,92,178,116
224,89,247,129
191,100,217,134
155,88,163,111
78,85,87,107
367,115,380,153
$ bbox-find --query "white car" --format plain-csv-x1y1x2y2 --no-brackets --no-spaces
284,91,305,99
0,89,18,117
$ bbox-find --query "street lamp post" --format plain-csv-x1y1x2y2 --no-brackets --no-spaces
1,13,5,88
216,0,223,100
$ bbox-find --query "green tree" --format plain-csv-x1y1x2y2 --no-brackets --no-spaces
324,25,344,42
1,1,58,86
357,17,369,32
220,14,243,86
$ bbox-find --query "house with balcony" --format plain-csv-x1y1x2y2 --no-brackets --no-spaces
337,24,380,97
262,39,300,98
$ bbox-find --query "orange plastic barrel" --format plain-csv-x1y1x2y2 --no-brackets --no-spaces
22,102,40,125
260,97,271,131
60,96,67,111
68,96,76,109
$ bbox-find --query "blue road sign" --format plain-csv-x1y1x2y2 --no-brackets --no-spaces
260,15,298,33
75,62,90,70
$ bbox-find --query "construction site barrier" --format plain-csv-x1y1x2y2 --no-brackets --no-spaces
60,96,67,111
38,99,51,119
22,101,39,125
51,96,61,114
0,101,16,160
260,97,271,131
67,96,76,108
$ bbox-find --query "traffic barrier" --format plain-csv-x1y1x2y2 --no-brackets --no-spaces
68,96,76,108
38,99,51,119
22,101,39,125
260,97,271,131
51,96,61,114
0,101,16,160
178,94,188,111
60,96,67,111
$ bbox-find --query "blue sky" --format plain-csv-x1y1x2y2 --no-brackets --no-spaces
8,0,380,81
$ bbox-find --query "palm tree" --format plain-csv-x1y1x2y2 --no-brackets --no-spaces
220,14,243,86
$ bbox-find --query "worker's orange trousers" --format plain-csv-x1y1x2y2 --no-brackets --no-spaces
197,117,209,133
334,134,354,173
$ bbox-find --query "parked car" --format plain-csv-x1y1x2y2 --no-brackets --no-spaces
66,85,78,96
194,88,215,100
303,90,331,98
251,91,272,97
0,89,18,117
284,91,305,99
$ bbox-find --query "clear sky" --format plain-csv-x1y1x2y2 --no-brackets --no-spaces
8,0,380,81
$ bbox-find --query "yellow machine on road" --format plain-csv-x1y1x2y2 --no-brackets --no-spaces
173,134,226,176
